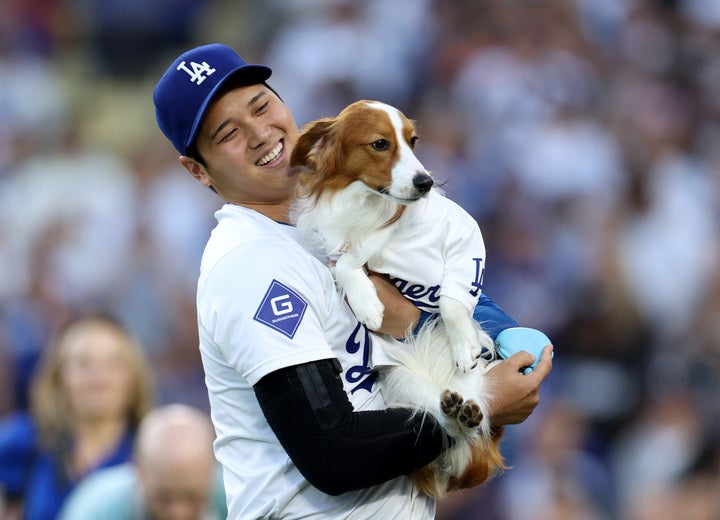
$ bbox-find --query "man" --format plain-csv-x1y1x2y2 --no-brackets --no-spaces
152,43,552,519
58,404,226,520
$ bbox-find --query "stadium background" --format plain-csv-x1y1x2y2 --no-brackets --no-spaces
1,0,719,518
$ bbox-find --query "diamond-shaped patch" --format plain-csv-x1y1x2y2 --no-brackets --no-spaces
253,280,307,338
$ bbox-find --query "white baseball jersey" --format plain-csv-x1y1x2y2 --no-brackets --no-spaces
196,203,434,519
366,189,486,314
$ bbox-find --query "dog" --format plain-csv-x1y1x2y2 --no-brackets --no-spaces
290,100,506,497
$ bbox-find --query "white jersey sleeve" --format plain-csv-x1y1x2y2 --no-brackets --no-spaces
198,235,336,386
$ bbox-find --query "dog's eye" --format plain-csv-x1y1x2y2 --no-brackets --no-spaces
410,136,419,148
371,139,390,151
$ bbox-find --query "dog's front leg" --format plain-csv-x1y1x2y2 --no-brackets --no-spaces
335,252,385,330
439,296,491,373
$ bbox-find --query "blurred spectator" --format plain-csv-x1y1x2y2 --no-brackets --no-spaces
0,34,67,175
0,120,138,410
627,438,720,520
58,404,226,520
436,402,613,520
608,71,720,340
611,391,708,517
111,132,220,413
0,312,154,519
0,125,137,308
497,402,613,520
263,0,432,124
0,0,76,57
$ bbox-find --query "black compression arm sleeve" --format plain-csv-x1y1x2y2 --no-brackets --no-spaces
253,358,449,496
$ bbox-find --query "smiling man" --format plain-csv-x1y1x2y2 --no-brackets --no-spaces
150,43,552,519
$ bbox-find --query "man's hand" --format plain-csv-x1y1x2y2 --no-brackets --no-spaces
367,271,420,339
367,269,553,426
486,345,553,426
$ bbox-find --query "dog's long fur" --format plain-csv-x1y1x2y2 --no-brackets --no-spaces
290,100,506,497
378,319,506,496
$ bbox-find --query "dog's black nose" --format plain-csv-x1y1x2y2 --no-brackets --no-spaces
413,173,434,194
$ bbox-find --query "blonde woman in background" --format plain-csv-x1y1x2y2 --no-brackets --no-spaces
0,312,154,520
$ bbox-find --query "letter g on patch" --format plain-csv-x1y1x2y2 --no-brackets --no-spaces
271,294,293,315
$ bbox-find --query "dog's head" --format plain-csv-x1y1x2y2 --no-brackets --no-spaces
291,100,433,203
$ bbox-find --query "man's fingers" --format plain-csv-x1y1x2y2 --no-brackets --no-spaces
530,345,553,380
506,350,536,369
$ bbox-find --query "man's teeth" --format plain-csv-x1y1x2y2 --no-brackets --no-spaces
256,142,283,166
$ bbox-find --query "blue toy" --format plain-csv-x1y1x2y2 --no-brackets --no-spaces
495,327,553,375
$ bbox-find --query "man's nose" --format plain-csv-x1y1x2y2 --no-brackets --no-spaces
248,125,271,148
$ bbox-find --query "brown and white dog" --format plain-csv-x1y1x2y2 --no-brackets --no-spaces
290,100,506,497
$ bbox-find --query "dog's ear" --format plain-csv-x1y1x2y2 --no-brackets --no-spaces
291,118,335,169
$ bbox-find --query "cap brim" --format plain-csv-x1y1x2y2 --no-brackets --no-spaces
184,64,272,153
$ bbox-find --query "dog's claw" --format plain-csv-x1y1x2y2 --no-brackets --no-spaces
458,360,478,370
452,342,483,373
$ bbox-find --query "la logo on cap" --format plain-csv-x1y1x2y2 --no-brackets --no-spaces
176,60,216,85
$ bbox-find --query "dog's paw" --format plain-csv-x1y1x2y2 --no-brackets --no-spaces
457,400,484,430
440,389,464,417
452,342,481,374
349,295,384,331
341,272,385,330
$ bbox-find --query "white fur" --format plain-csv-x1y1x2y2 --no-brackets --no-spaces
376,317,496,497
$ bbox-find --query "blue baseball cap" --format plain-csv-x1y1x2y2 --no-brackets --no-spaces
153,43,272,155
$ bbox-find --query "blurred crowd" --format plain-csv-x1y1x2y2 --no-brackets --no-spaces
1,0,719,518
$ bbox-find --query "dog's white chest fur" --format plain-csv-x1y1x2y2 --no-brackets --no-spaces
293,181,402,263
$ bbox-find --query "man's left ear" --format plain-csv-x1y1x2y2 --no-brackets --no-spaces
179,156,212,188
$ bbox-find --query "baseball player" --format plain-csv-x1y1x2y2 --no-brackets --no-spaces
153,43,552,519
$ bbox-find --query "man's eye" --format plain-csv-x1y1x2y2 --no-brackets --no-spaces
257,102,269,115
220,128,238,142
371,139,389,151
